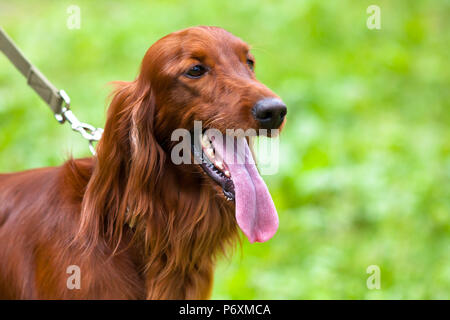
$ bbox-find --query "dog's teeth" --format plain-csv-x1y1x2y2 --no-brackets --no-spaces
215,160,224,170
224,170,230,177
201,134,211,148
206,147,214,159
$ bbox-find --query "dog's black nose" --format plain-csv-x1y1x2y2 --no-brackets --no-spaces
252,98,287,129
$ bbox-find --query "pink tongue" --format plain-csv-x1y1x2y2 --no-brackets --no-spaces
212,136,278,243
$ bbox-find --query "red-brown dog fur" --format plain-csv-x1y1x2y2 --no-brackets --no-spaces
0,26,281,299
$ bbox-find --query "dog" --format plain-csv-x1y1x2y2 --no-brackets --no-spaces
0,26,286,299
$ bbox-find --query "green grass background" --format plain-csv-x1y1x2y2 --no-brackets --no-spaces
0,0,448,299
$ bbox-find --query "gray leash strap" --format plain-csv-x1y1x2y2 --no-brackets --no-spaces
0,27,62,114
0,27,103,155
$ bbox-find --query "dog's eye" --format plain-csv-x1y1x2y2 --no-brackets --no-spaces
246,58,254,71
185,65,208,78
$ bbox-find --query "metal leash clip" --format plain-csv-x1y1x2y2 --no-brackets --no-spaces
55,90,103,155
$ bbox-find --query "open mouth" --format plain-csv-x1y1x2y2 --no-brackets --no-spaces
191,130,279,243
192,132,235,201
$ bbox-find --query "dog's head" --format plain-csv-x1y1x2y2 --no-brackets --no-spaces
96,26,286,243
139,26,286,135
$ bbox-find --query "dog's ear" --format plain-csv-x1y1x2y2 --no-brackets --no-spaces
125,81,166,232
77,80,164,251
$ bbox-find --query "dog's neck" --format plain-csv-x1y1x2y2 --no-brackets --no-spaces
77,131,239,299
125,161,239,299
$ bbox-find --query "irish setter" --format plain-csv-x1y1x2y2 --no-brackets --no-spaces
0,26,286,299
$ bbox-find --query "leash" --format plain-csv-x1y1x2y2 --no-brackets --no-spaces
0,27,103,155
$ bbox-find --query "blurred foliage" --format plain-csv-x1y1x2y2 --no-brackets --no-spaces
0,0,449,299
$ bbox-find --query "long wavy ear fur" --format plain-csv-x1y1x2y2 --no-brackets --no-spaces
77,78,164,252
